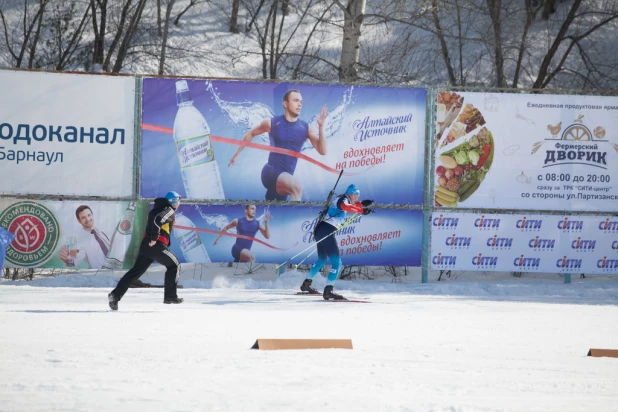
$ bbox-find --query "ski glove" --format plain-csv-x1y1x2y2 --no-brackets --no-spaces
361,199,374,207
362,207,375,215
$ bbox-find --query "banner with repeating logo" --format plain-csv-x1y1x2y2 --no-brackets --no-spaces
167,203,422,266
0,199,147,269
0,70,135,197
433,91,618,211
140,78,426,205
431,212,618,274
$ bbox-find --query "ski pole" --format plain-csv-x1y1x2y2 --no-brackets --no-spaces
275,212,359,271
293,211,363,268
276,170,345,271
294,246,318,268
276,213,358,270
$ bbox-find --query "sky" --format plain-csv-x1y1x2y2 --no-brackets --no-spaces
1,265,617,412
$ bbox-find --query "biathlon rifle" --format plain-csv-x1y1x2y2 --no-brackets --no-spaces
313,169,344,237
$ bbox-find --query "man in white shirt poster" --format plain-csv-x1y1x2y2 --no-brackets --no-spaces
58,205,111,269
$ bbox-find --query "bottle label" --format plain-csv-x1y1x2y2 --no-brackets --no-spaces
176,134,214,168
178,231,202,252
117,210,135,235
102,257,123,270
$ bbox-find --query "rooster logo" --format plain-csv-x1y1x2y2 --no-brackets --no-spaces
547,121,562,138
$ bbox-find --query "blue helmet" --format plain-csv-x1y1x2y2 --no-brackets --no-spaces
345,184,360,196
165,191,181,204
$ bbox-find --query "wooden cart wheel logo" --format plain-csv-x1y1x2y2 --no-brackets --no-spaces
562,124,591,141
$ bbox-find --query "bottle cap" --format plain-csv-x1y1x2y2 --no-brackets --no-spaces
175,80,192,105
175,80,189,93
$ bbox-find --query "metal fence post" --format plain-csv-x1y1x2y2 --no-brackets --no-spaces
421,87,436,284
133,75,143,199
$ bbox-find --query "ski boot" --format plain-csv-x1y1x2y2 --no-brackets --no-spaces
163,297,184,304
108,292,118,311
300,279,320,295
323,285,346,301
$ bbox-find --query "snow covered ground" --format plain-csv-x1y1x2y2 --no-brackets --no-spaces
1,265,618,412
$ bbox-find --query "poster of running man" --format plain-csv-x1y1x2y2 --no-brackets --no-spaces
433,91,618,212
140,78,426,205
167,203,422,267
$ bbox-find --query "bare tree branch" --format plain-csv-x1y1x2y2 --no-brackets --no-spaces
159,0,177,74
432,0,456,85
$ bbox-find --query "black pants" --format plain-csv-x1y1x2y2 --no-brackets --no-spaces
112,239,180,300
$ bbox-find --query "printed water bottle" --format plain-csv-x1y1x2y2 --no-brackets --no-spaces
173,80,225,199
103,202,136,269
174,213,211,263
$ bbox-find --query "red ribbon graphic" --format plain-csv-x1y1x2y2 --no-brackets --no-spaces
142,123,357,175
175,225,297,251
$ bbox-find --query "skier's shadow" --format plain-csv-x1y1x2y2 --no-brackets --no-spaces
12,310,156,313
201,299,292,306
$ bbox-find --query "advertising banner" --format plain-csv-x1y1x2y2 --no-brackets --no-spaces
430,211,618,274
166,203,422,266
140,78,426,204
0,70,135,197
433,91,618,211
0,199,147,269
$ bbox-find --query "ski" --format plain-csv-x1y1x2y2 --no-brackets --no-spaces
295,292,369,298
294,292,371,302
149,285,184,289
130,284,184,289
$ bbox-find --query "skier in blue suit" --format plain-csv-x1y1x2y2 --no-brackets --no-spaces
300,184,374,300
